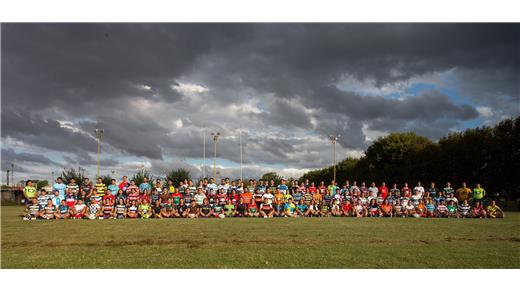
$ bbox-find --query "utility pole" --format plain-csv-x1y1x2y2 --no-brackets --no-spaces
6,170,10,187
239,127,243,182
211,132,220,182
329,135,340,183
94,128,104,178
203,127,206,179
11,163,14,187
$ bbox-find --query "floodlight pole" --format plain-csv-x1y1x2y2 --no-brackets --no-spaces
329,134,340,182
239,127,243,181
94,128,104,178
203,127,206,178
211,132,220,182
11,163,14,187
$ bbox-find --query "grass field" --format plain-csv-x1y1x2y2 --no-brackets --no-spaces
1,206,519,268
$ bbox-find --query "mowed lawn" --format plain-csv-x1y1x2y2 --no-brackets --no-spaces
1,206,519,268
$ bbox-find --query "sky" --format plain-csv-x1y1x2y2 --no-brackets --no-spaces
1,23,519,183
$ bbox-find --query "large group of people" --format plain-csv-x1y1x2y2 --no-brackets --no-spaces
21,175,505,220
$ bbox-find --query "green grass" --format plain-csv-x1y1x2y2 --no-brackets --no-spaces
1,206,519,268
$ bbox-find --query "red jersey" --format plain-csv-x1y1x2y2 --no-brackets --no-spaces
379,186,388,199
342,203,352,212
119,181,129,191
127,185,140,194
308,186,317,194
103,194,115,205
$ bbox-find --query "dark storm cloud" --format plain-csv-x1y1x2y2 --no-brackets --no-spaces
2,23,519,176
1,111,97,153
2,148,62,166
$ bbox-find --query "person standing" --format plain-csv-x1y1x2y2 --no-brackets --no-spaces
52,177,67,201
472,183,486,205
23,180,37,203
456,182,472,203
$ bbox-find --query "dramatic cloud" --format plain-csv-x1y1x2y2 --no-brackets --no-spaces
2,23,519,181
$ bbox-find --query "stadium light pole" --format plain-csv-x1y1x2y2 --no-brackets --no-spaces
94,128,104,178
11,163,14,187
51,171,55,184
6,170,10,187
211,132,220,182
239,127,243,182
329,134,340,182
203,127,206,179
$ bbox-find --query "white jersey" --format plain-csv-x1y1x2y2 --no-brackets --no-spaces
413,186,425,197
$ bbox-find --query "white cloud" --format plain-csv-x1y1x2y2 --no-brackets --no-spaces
172,81,208,95
476,106,494,118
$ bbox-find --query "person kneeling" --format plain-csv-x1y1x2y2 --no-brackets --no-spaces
486,201,504,218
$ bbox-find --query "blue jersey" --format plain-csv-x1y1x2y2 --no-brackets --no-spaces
139,183,152,193
53,183,67,199
277,185,289,194
297,204,308,213
107,184,119,196
59,204,69,214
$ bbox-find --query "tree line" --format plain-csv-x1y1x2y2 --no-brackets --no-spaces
300,117,520,200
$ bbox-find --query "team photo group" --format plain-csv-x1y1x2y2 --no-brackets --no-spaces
22,175,505,220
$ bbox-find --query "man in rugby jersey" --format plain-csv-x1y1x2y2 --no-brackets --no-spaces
303,188,313,205
139,177,152,193
39,199,58,219
223,199,236,218
67,178,79,198
447,200,458,217
101,198,114,219
87,198,102,219
193,188,206,206
341,200,353,217
456,182,472,203
393,199,404,218
118,176,129,193
82,177,93,197
414,182,425,198
56,200,71,219
115,198,127,219
443,182,454,198
401,182,411,197
457,199,471,218
436,201,449,218
486,200,504,218
282,198,297,217
138,199,152,218
471,201,487,218
472,183,486,205
95,177,107,198
378,182,389,199
52,177,67,200
107,179,119,197
126,180,140,195
199,198,213,218
368,182,379,200
354,201,367,217
425,182,439,199
380,199,393,217
73,199,87,219
350,181,360,196
292,187,303,204
23,198,40,220
273,189,285,216
247,201,259,217
253,188,264,208
23,180,37,204
126,200,139,218
327,180,338,198
390,183,400,198
259,197,275,218
38,188,52,207
240,188,253,207
296,199,310,217
236,197,248,217
177,199,189,218
152,199,162,218
51,190,61,207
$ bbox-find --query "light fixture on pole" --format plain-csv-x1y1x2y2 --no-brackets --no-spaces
329,134,340,183
94,128,104,178
210,132,220,182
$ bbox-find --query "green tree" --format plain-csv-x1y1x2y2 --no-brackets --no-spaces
261,172,283,185
132,169,154,187
60,168,85,185
166,168,190,187
36,180,49,189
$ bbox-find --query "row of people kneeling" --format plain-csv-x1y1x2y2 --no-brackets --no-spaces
24,194,504,220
